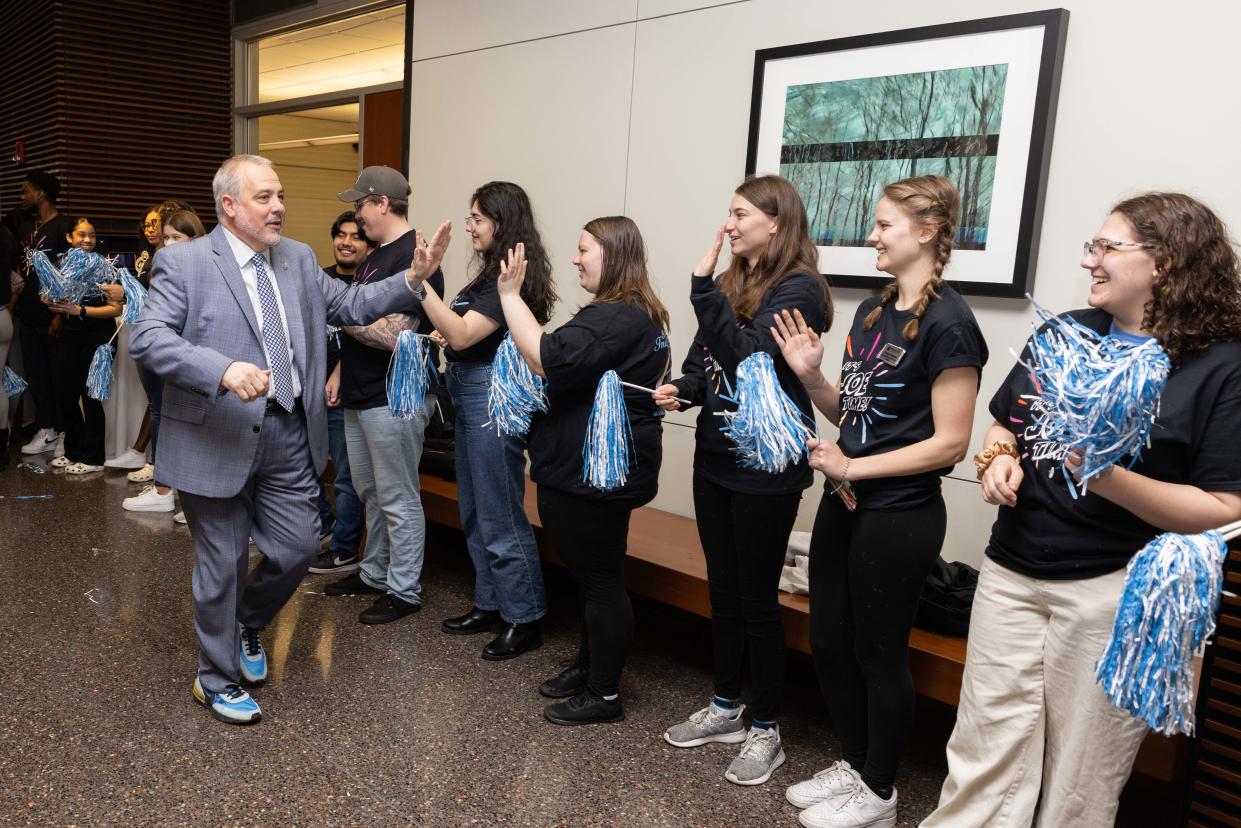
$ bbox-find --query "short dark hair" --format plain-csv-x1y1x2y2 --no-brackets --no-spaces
25,170,60,204
330,211,374,248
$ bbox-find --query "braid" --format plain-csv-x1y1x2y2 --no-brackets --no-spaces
863,281,899,331
903,224,955,340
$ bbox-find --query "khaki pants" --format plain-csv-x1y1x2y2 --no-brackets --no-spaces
921,557,1148,827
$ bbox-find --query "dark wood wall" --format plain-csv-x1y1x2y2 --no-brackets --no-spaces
0,1,231,243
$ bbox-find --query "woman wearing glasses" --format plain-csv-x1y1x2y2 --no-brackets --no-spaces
923,192,1241,826
415,181,558,661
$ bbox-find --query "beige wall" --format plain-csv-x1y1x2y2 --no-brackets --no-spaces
406,0,1241,567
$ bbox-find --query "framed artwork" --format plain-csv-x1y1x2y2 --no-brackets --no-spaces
746,10,1069,297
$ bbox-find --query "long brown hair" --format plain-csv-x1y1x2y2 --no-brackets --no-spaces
863,175,960,341
1111,192,1241,365
583,216,670,332
470,181,557,324
164,209,206,240
717,175,829,323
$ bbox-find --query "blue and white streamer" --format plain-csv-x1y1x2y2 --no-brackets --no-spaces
386,330,435,419
29,250,69,301
487,333,547,437
1095,530,1228,735
118,267,147,324
85,343,116,401
581,370,632,491
3,366,28,398
720,351,814,473
1022,304,1170,496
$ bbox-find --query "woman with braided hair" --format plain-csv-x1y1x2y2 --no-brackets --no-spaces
772,175,987,828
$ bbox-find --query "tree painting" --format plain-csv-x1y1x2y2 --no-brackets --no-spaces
780,64,1008,249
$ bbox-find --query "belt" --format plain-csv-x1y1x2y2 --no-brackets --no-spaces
265,396,303,415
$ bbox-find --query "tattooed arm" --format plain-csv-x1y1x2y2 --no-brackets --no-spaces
342,312,415,351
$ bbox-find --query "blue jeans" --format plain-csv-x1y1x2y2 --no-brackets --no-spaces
317,405,364,554
345,400,433,604
447,361,546,624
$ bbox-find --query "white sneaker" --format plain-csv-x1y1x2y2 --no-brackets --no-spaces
105,448,148,470
123,485,175,512
799,780,897,828
53,432,65,457
20,428,57,455
787,760,862,809
174,511,187,525
128,463,155,483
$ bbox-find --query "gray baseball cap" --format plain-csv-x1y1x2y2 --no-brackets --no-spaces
338,166,411,202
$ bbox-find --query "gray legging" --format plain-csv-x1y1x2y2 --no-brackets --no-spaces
0,309,12,429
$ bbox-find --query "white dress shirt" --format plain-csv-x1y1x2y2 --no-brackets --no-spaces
221,226,302,399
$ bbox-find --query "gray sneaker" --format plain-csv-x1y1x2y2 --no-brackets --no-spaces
725,725,786,786
663,703,747,748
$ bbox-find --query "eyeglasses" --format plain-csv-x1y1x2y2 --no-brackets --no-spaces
354,197,379,211
464,214,487,230
1082,239,1155,259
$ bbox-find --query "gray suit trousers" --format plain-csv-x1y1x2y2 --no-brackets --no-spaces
179,406,319,693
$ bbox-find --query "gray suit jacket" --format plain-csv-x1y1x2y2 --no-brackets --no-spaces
130,224,418,498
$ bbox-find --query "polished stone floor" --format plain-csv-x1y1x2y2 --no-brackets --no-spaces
0,447,1173,827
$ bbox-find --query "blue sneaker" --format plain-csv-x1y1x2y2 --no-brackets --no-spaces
193,677,262,725
239,625,268,685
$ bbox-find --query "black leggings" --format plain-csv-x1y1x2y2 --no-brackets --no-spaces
693,473,802,723
810,492,946,793
18,323,59,430
53,338,109,465
537,486,634,697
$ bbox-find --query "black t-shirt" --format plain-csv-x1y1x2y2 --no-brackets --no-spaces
444,275,506,363
987,308,1241,580
671,271,830,496
58,291,116,345
837,285,988,510
15,213,75,327
338,230,444,409
323,264,353,378
529,302,669,508
0,224,18,307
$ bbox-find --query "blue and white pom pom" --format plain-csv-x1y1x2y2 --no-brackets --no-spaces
117,267,147,324
85,343,116,401
386,330,435,419
1095,529,1230,735
487,333,547,437
720,351,814,473
59,249,112,304
29,250,69,301
1022,304,1170,496
581,370,633,491
3,366,28,398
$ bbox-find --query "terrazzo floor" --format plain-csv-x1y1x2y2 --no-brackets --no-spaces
0,445,1177,826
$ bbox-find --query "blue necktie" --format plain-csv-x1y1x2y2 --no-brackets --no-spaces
251,253,295,412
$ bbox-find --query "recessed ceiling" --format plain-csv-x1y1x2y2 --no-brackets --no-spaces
258,6,405,103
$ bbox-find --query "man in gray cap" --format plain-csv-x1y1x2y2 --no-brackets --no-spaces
323,166,446,626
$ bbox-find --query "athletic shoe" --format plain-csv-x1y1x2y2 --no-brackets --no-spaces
53,433,64,457
359,594,421,624
104,448,148,470
663,703,748,748
324,572,384,597
799,781,897,828
539,659,589,699
20,428,57,455
725,725,786,786
787,760,862,809
49,455,70,468
238,625,267,685
173,511,187,525
307,548,360,575
65,462,104,475
128,463,154,483
544,690,625,726
123,485,175,512
192,677,261,725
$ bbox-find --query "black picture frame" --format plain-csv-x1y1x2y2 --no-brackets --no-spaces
746,9,1069,298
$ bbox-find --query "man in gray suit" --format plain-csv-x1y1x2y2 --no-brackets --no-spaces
130,154,449,725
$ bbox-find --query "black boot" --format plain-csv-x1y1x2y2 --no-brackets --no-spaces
481,621,541,661
441,606,503,636
539,659,589,699
544,689,624,726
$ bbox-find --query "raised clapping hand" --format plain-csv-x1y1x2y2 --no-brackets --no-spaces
693,224,727,278
407,220,452,289
652,384,683,412
497,243,527,297
771,308,825,386
221,361,271,402
980,453,1023,507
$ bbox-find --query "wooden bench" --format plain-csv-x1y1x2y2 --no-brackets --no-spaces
417,472,1185,782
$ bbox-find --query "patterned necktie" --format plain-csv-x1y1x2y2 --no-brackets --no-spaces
251,252,295,412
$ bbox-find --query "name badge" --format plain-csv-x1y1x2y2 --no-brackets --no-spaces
877,343,906,367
